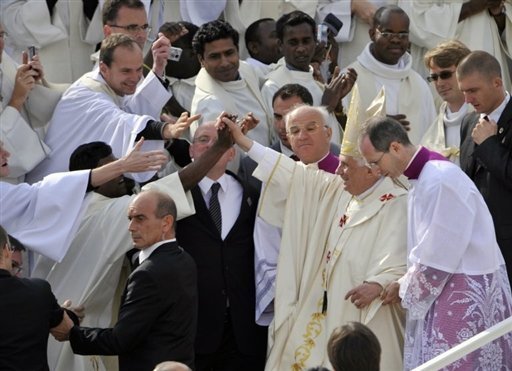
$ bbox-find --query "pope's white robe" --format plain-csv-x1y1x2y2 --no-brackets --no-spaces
0,52,66,183
248,143,407,371
261,57,344,144
347,44,436,144
398,0,512,90
0,170,90,262
420,102,472,166
30,172,194,371
0,0,102,83
27,69,170,184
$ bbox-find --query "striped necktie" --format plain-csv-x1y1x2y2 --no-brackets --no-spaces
209,183,222,234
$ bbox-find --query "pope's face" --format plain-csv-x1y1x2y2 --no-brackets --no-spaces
100,44,143,96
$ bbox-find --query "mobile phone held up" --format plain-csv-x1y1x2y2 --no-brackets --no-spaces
27,46,37,60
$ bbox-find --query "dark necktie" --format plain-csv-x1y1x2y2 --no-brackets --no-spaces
209,183,222,234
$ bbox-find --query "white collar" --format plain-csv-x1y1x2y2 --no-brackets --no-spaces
139,238,176,264
357,42,412,79
198,173,229,196
481,91,510,122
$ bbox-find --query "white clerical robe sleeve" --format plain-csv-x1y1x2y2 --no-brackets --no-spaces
0,170,90,262
123,71,172,118
0,0,68,49
397,1,463,48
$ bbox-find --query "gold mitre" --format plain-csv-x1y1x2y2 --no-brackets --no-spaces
340,84,386,158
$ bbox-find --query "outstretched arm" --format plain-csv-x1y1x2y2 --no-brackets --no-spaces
90,138,167,188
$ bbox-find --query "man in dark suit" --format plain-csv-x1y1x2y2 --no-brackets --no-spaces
61,190,197,371
459,50,512,283
0,225,75,371
177,122,267,371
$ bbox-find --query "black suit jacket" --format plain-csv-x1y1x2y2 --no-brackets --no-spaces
70,242,197,371
0,269,64,371
460,99,512,280
176,172,267,357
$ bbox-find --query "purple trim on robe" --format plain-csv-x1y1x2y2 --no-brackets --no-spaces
318,152,340,174
403,146,448,180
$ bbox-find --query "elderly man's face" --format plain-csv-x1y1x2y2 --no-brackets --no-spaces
336,155,378,196
104,6,148,49
128,193,171,249
0,142,11,178
369,12,409,65
199,38,240,82
100,45,143,96
286,107,331,164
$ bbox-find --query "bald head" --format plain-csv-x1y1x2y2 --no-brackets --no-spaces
153,361,191,371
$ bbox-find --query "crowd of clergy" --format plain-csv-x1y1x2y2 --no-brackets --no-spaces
1,0,512,371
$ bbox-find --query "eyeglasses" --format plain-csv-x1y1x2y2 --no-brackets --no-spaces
376,29,409,40
365,151,386,169
108,24,151,33
287,122,327,137
426,70,455,82
0,31,8,39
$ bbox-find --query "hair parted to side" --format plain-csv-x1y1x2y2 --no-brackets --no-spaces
424,39,471,69
100,33,139,67
272,83,314,106
360,116,412,153
327,322,381,371
276,10,316,41
192,20,239,57
457,50,502,80
69,142,113,171
102,0,145,25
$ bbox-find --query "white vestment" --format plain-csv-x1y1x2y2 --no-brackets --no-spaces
0,52,66,183
191,62,272,148
316,0,395,67
248,143,407,371
347,44,436,144
399,150,512,370
261,57,343,144
168,75,196,116
398,0,512,89
0,170,90,262
420,102,472,165
31,173,195,371
0,0,102,83
27,69,171,184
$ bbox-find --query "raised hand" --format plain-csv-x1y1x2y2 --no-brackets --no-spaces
9,56,38,111
321,67,357,112
162,112,201,140
151,32,171,78
121,138,168,172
